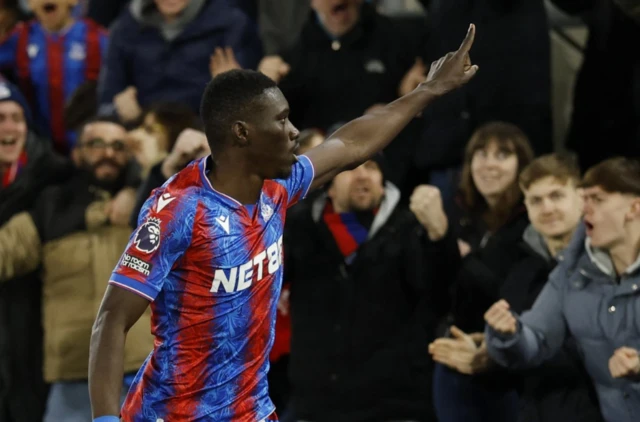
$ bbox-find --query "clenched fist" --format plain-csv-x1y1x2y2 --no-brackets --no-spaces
105,188,137,227
410,185,448,241
609,347,640,379
484,300,518,336
114,86,142,123
161,129,210,179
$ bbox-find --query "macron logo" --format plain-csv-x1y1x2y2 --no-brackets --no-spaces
156,193,175,213
216,215,230,234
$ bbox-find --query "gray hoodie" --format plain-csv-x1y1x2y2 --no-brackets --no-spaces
129,0,206,41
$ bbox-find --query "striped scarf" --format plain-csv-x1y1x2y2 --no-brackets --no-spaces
1,150,27,188
323,200,377,264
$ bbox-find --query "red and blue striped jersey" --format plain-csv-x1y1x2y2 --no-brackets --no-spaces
110,155,315,422
0,19,107,154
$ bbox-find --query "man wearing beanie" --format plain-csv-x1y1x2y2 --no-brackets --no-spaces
0,109,151,421
0,79,72,422
281,154,459,422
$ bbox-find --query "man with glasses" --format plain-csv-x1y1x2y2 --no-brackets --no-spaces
0,115,154,422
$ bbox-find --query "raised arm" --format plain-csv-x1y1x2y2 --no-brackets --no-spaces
305,24,478,190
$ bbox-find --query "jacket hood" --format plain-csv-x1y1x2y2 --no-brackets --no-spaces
129,0,206,40
522,224,553,263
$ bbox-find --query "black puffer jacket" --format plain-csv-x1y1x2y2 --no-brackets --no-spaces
446,206,529,334
285,184,458,422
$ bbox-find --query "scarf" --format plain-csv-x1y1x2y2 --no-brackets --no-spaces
323,200,377,264
1,150,27,188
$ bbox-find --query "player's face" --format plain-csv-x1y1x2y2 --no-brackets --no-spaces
311,0,363,37
523,176,583,240
29,0,77,32
471,139,519,204
75,122,130,183
154,0,190,19
328,160,384,212
0,101,27,168
247,88,300,180
583,186,640,249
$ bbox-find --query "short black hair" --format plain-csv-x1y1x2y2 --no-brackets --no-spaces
77,115,126,143
200,69,277,153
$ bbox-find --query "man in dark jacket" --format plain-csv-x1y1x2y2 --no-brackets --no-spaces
259,0,423,133
98,0,263,121
0,80,72,422
283,155,458,422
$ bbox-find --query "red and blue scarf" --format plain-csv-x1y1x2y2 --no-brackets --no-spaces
1,150,27,188
323,200,378,263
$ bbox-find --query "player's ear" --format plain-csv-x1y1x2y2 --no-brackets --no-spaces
232,121,250,148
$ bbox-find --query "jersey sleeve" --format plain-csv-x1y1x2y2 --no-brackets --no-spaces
278,154,315,208
109,191,196,301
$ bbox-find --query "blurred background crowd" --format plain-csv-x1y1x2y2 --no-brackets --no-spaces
0,0,639,421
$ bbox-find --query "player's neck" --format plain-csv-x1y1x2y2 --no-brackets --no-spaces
207,158,263,205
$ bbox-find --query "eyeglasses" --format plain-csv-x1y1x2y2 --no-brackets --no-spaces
81,138,127,152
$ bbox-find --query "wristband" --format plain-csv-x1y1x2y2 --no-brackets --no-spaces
93,416,119,422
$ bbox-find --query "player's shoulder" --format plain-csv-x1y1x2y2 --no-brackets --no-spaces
141,160,205,220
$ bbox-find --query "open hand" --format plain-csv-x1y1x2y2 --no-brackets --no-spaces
161,129,210,179
609,347,640,379
429,326,490,375
484,299,518,336
210,47,242,77
258,55,291,83
424,24,478,96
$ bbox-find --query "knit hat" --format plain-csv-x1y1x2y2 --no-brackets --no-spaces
0,80,33,128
